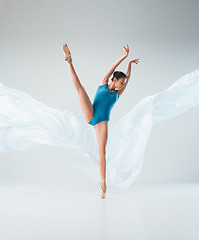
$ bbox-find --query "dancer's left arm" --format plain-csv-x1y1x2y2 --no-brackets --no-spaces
118,58,140,96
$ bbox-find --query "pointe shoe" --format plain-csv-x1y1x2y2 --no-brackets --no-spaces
62,43,72,62
99,182,106,199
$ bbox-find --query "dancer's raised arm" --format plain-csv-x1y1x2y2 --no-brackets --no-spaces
100,45,129,86
118,58,140,96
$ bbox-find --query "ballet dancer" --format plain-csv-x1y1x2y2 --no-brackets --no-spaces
1,45,198,199
62,43,140,198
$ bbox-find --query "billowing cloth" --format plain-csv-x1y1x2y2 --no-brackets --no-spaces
0,69,199,188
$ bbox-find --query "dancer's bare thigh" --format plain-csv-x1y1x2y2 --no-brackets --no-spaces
78,86,94,123
94,121,108,155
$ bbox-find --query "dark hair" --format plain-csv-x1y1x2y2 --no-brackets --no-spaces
111,71,127,82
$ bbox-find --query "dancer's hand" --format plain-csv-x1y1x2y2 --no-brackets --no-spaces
129,58,140,64
123,44,129,58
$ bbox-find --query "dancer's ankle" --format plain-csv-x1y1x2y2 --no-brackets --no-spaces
65,57,72,64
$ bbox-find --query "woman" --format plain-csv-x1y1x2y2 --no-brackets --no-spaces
0,46,198,198
62,44,140,198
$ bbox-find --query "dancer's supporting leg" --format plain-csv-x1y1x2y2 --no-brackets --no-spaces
63,45,93,123
95,121,108,198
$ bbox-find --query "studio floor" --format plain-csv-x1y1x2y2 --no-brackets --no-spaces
0,182,198,240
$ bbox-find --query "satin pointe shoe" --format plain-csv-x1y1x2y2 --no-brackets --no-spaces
62,43,72,62
99,181,106,199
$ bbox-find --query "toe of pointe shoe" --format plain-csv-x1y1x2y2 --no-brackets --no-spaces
100,183,106,199
63,44,71,53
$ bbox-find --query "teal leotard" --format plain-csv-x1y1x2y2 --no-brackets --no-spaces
88,83,119,126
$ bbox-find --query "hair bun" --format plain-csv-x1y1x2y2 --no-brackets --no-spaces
111,71,127,82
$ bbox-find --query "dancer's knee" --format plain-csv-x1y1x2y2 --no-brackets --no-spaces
98,148,106,156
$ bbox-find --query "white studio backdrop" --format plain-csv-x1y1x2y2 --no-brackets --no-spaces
0,0,199,187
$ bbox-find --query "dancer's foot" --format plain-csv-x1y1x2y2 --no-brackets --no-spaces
99,180,106,199
62,43,72,63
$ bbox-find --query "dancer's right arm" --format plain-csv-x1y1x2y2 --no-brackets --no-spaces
100,45,129,86
100,55,127,85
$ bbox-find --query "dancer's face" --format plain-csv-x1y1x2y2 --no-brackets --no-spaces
115,77,126,90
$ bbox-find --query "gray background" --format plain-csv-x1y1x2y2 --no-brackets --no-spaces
0,0,198,187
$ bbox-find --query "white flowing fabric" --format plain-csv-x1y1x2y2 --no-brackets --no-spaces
0,69,199,188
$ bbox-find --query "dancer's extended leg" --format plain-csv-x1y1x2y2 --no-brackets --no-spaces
63,44,93,123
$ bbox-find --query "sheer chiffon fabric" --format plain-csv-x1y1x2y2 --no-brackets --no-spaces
0,69,199,188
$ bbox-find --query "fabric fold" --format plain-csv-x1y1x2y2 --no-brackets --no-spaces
0,69,199,188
